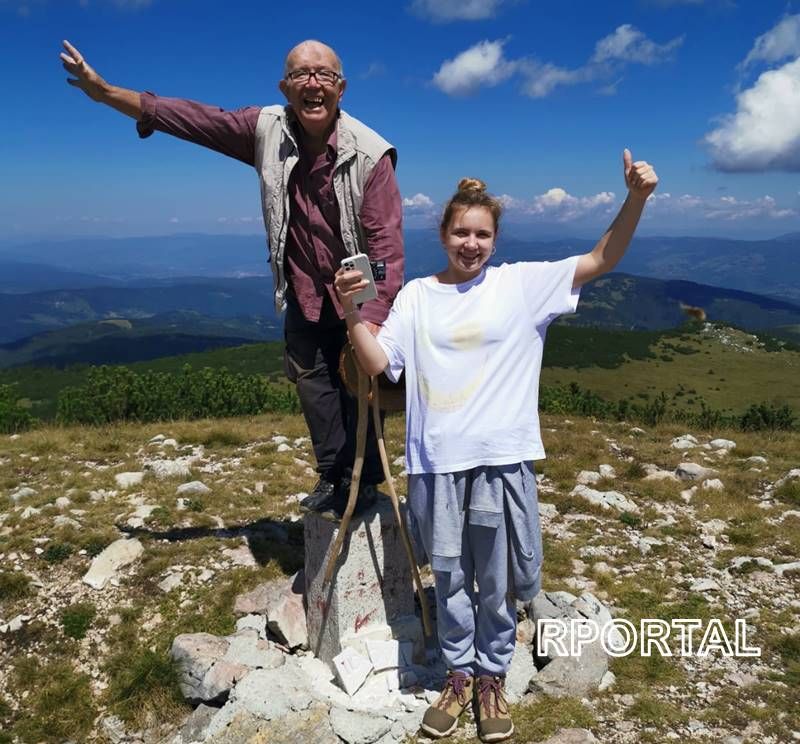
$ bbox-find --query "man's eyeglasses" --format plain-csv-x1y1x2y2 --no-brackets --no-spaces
286,68,342,85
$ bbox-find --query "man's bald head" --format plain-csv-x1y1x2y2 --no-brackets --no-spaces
283,40,343,77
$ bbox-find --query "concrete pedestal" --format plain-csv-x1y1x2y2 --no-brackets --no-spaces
304,496,423,668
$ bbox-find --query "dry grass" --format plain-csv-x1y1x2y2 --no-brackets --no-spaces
1,411,798,741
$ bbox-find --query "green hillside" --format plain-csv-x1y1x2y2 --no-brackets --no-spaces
542,322,800,415
3,321,799,425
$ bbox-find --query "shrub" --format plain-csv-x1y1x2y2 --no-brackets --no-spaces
0,384,36,434
619,511,641,528
56,364,300,425
42,543,73,564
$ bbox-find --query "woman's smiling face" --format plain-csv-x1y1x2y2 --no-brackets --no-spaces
440,205,496,283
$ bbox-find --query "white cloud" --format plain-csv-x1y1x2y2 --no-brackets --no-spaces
505,188,617,222
705,57,800,171
216,216,261,224
596,77,624,96
433,25,682,98
644,192,797,220
704,195,796,220
360,61,386,79
410,0,508,22
517,61,593,98
402,193,435,210
591,24,684,65
742,14,800,68
432,40,518,95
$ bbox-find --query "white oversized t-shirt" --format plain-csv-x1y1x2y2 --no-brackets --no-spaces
377,257,581,474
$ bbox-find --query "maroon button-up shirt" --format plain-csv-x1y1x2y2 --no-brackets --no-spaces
136,92,403,325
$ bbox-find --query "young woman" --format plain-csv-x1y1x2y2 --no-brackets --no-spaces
335,151,657,742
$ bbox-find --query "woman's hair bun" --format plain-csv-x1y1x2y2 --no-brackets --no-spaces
457,177,487,194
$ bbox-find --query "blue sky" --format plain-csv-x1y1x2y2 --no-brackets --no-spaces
2,0,800,240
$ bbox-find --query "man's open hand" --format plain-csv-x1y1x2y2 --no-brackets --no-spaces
61,40,108,102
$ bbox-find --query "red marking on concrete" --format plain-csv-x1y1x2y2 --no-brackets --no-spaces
354,609,376,633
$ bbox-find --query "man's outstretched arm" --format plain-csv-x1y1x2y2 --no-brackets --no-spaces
61,40,141,119
60,40,258,165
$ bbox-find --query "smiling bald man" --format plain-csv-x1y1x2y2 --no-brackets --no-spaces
61,39,404,518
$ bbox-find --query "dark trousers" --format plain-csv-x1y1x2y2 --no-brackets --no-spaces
283,293,384,486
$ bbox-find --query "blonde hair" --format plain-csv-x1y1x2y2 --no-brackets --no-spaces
440,178,503,238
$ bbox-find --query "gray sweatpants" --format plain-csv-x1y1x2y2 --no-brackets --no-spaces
433,509,517,675
407,463,542,676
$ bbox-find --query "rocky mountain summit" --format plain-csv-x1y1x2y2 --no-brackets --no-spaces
0,415,798,743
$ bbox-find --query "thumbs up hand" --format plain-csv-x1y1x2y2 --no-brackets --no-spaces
623,148,658,200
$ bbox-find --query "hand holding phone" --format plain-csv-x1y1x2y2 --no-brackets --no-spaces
340,253,378,304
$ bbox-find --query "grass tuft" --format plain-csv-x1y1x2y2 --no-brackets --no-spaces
60,601,97,640
103,646,189,728
11,659,97,742
0,571,32,602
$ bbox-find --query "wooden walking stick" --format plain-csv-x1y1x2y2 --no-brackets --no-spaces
324,348,433,638
368,375,433,638
323,364,369,585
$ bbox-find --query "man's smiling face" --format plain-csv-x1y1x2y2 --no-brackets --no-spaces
279,41,346,141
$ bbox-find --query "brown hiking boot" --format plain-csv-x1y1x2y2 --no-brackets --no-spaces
420,670,474,738
476,675,514,742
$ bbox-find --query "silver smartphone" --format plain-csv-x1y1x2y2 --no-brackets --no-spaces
341,253,378,304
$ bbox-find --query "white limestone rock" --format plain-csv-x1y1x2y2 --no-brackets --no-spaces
576,471,601,485
222,631,284,670
671,434,699,450
158,573,184,593
773,561,800,577
115,472,145,489
570,485,638,513
176,481,211,496
690,578,720,593
539,502,558,520
675,462,717,481
83,538,144,590
9,486,37,503
236,614,267,638
145,459,192,479
329,706,392,744
505,642,537,703
598,464,617,479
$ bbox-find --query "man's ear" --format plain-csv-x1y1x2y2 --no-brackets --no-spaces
338,78,347,102
278,79,289,101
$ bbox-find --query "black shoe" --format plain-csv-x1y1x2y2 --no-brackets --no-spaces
318,482,379,521
299,478,339,513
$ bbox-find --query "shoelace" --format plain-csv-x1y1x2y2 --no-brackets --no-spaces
477,675,509,716
437,672,470,708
